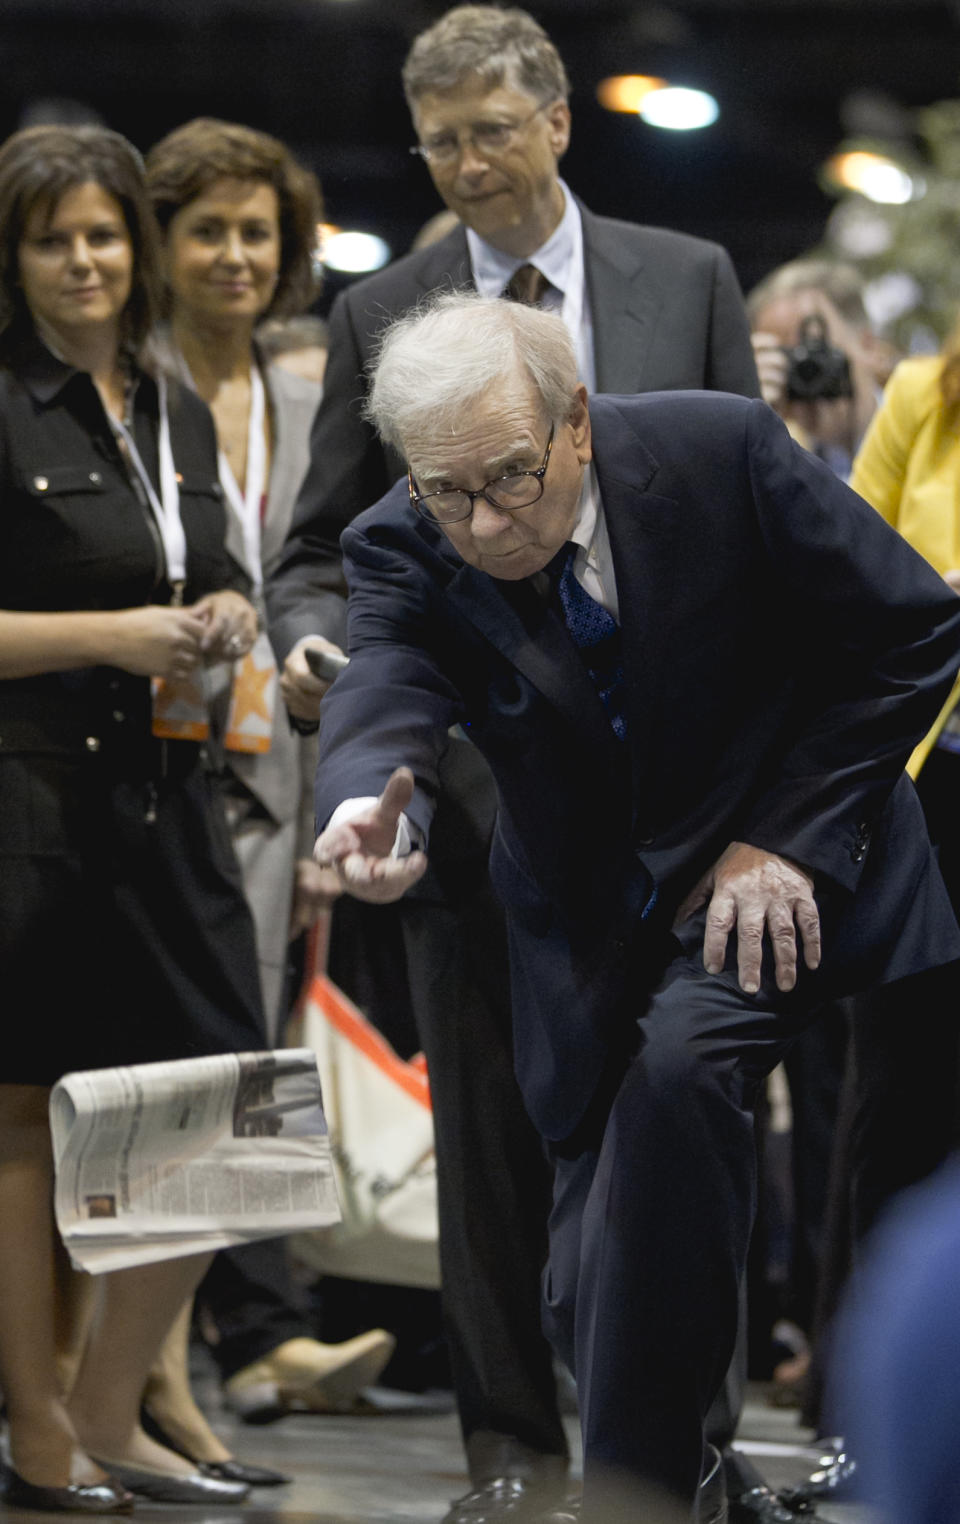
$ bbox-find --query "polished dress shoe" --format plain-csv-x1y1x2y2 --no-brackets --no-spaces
441,1475,570,1521
0,1465,134,1515
729,1486,802,1523
777,1438,858,1512
90,1456,250,1503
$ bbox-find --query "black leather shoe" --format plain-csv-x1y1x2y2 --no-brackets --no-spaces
442,1476,569,1522
777,1440,858,1512
1,1466,134,1514
729,1486,801,1523
140,1405,290,1486
91,1456,250,1503
199,1458,290,1486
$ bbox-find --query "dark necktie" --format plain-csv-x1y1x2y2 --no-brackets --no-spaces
552,543,626,741
503,263,550,306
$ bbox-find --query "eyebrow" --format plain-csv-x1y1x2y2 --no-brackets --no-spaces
419,437,539,487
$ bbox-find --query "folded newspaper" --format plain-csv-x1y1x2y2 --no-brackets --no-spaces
50,1049,341,1273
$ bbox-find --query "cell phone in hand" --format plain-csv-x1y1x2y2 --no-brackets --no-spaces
304,645,350,683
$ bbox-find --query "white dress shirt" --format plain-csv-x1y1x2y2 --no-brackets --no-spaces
466,180,596,393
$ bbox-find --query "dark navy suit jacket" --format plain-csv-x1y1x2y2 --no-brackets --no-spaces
315,392,960,1139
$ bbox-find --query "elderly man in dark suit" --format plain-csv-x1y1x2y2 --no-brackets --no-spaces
309,291,960,1523
266,10,759,1519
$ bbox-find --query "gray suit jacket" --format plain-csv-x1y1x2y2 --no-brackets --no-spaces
266,203,760,659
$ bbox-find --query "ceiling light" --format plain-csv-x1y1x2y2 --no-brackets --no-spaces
640,86,719,131
824,151,917,205
597,76,666,114
320,228,391,273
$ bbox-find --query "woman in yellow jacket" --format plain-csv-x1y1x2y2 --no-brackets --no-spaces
851,346,960,773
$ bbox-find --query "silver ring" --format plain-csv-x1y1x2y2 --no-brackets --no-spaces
227,634,244,655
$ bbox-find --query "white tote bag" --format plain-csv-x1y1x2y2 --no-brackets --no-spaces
288,925,440,1290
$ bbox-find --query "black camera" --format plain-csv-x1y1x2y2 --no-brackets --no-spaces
784,314,853,402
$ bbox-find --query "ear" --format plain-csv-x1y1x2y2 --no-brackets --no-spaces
568,382,592,463
546,99,571,159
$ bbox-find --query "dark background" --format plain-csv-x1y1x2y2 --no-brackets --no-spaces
1,0,956,305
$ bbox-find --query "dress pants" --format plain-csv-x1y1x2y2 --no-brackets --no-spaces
329,737,568,1482
542,922,823,1514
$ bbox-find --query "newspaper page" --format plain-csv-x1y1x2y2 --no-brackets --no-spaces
50,1048,341,1273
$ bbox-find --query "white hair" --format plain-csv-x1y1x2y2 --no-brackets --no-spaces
364,290,579,457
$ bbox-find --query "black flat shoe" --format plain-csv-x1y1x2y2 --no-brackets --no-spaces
1,1466,135,1514
199,1458,290,1486
140,1406,290,1485
90,1457,249,1504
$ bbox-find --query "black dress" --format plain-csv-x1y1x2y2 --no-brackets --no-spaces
0,336,265,1084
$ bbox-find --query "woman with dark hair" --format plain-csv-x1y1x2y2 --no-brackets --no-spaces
0,124,266,1511
139,119,394,1456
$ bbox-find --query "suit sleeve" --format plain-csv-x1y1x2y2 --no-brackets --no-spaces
313,528,465,845
264,289,391,663
738,399,960,891
704,247,761,399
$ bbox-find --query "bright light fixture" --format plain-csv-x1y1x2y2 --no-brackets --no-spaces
597,76,666,114
639,86,719,131
824,151,916,205
320,229,391,273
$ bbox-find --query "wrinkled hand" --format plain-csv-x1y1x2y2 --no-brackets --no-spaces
313,767,427,904
112,604,209,679
281,636,346,722
192,590,258,662
676,840,821,994
288,857,342,939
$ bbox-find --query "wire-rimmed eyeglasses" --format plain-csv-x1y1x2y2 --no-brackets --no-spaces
408,426,555,525
409,101,551,167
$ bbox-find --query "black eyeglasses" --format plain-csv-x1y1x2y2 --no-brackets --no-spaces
409,101,551,167
408,426,555,525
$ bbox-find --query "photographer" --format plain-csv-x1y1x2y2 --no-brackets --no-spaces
747,259,892,479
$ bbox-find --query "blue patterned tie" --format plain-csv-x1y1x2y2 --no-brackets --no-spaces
554,543,626,741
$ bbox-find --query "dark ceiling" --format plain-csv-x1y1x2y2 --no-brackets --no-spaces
0,0,957,304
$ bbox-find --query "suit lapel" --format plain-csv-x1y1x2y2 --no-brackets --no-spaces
590,399,684,821
415,227,474,296
446,560,621,761
582,207,659,395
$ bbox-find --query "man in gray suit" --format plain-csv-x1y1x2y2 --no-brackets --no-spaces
267,9,758,1521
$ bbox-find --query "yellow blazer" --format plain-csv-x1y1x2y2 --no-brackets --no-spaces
851,356,960,775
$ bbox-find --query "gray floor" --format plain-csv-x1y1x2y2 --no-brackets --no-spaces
0,1378,875,1523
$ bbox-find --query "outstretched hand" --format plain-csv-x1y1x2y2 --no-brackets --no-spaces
675,840,821,994
313,767,428,904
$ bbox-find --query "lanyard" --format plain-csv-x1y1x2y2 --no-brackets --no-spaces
109,373,187,585
212,366,267,596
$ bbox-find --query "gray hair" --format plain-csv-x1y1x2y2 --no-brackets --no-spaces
402,5,569,109
364,291,579,457
747,259,870,330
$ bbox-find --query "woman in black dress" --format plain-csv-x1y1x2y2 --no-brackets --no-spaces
0,125,266,1510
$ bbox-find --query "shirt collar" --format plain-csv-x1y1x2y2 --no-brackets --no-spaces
12,328,80,405
569,461,600,556
466,180,581,298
